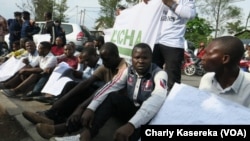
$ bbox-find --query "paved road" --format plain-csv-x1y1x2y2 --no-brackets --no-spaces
181,74,201,88
0,74,202,141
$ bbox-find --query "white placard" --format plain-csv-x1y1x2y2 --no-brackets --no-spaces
150,83,250,125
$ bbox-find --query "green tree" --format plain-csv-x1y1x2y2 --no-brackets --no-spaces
95,0,121,29
197,0,242,37
225,20,245,35
16,0,68,21
53,0,69,22
185,15,213,47
95,0,146,29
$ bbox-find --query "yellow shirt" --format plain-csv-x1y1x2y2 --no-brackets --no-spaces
6,48,28,59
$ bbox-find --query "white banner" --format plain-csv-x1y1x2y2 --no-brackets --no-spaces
104,1,164,64
0,57,25,82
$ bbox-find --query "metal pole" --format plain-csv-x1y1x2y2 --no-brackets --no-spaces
245,11,250,30
76,5,78,23
80,10,82,25
83,9,86,25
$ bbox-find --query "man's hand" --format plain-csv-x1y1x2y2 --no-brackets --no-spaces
66,107,84,131
162,0,176,7
113,123,135,141
73,70,83,78
81,108,95,128
43,68,52,74
22,58,29,65
18,68,28,75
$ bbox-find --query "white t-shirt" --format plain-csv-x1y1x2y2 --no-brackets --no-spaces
157,0,196,48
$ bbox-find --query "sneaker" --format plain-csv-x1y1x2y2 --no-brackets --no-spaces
36,123,55,139
0,83,6,89
51,134,80,141
20,92,40,101
22,111,54,125
2,89,17,97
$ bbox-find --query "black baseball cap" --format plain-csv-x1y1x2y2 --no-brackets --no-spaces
14,12,22,16
22,11,30,16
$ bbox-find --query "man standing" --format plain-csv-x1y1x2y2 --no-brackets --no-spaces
8,12,22,51
0,15,8,55
196,42,206,59
42,12,56,45
21,11,40,41
144,0,196,90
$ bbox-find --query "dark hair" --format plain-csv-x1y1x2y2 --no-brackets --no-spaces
13,40,20,46
132,43,152,56
20,37,29,43
82,46,97,56
54,19,61,24
39,41,52,50
96,36,105,44
68,41,75,48
14,12,22,16
22,11,30,16
213,36,244,64
117,5,126,10
100,42,119,57
45,12,52,19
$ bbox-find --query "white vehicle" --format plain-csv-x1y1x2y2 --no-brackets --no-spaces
35,21,92,46
5,22,92,47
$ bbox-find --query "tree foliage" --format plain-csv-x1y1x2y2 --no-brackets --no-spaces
16,0,68,22
95,0,144,29
95,0,121,29
185,15,213,47
196,0,242,37
226,20,245,35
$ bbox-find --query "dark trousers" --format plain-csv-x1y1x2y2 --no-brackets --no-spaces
89,92,141,141
152,44,184,90
5,73,39,93
45,81,104,124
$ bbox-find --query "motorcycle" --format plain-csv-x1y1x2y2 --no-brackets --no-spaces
239,59,250,72
182,50,206,76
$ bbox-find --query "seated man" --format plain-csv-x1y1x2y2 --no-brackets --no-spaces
2,41,57,97
36,43,168,141
21,43,80,101
22,42,128,128
199,36,250,107
35,46,102,103
0,40,39,89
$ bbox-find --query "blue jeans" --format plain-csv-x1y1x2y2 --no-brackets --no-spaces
32,73,50,95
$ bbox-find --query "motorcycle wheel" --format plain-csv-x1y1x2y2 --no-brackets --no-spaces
184,64,196,76
196,70,204,76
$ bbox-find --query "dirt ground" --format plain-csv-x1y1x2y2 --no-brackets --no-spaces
0,105,29,141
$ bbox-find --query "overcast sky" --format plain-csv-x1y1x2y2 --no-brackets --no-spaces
1,0,250,30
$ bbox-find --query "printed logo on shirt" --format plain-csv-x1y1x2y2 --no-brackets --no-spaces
127,76,134,85
160,10,176,22
160,79,167,89
143,80,153,91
